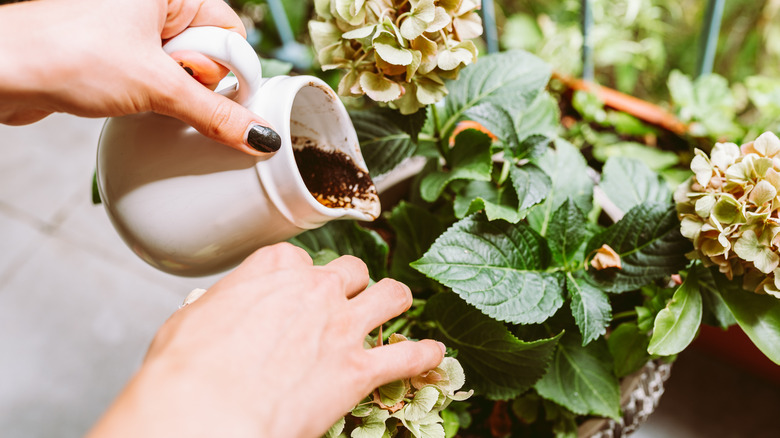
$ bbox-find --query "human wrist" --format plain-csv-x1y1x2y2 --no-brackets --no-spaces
88,354,267,438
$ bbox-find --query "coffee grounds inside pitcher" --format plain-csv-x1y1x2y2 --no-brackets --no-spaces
293,136,378,215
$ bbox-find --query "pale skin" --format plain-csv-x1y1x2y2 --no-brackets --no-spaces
1,0,445,436
88,243,444,437
1,0,269,155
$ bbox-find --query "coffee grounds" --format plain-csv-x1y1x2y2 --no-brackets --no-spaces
293,137,377,211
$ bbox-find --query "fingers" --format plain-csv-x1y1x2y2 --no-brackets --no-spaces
238,242,314,275
161,0,246,40
322,255,370,298
364,340,445,387
349,278,413,334
168,50,230,89
150,55,281,156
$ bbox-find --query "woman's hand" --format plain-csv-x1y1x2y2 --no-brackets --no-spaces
86,243,445,438
0,0,280,155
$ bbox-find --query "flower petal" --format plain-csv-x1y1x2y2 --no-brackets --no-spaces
359,71,402,102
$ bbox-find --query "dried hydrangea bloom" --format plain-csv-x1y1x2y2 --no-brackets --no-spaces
676,131,780,298
308,0,482,114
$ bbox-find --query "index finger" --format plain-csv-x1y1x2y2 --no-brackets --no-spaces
161,0,246,40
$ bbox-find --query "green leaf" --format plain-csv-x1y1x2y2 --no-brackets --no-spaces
440,50,552,139
648,269,703,356
423,293,562,400
413,214,565,324
514,93,559,148
509,163,551,213
567,273,612,346
534,335,620,420
91,169,102,205
312,249,341,266
288,221,388,280
586,204,692,293
464,102,519,150
599,157,671,214
441,409,460,438
698,268,737,329
351,108,419,177
388,202,446,289
607,323,651,378
258,57,294,76
420,129,493,202
453,180,521,223
546,199,588,267
527,139,594,236
592,142,679,172
713,270,780,365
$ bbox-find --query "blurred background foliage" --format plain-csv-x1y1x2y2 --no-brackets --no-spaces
227,0,780,149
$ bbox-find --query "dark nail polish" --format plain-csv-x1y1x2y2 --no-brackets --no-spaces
178,62,194,76
247,124,282,153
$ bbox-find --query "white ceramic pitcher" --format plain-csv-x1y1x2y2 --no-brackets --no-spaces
96,26,379,277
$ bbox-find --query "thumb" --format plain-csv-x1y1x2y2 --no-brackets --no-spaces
150,58,281,156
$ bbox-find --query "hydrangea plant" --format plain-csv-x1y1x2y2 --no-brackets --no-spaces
308,0,482,114
676,132,780,297
292,43,780,437
324,334,472,438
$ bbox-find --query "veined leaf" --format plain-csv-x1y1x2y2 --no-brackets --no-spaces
527,139,594,236
423,293,562,400
698,267,737,328
453,180,521,223
607,323,651,378
713,270,780,365
585,203,692,293
464,102,519,150
509,163,551,213
288,221,388,280
567,273,612,346
351,108,419,177
440,50,552,139
546,199,588,268
387,202,446,289
514,93,559,152
413,214,565,324
648,269,702,356
420,129,493,202
534,334,620,420
600,157,671,214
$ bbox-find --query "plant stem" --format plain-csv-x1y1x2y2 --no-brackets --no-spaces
382,317,409,340
430,104,449,164
612,310,638,321
497,160,511,185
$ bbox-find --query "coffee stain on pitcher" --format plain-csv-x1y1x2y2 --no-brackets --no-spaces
292,135,381,219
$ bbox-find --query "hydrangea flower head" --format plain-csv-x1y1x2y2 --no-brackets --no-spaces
309,0,482,114
676,132,780,298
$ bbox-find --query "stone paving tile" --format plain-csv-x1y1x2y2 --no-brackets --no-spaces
0,114,104,224
0,207,48,285
0,234,183,438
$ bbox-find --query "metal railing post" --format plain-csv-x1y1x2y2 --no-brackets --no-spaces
482,0,499,54
696,0,725,77
581,0,595,81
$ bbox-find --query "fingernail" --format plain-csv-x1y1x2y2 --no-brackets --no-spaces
178,61,194,76
436,341,446,355
246,124,282,153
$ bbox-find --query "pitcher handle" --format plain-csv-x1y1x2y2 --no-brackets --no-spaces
163,26,262,106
